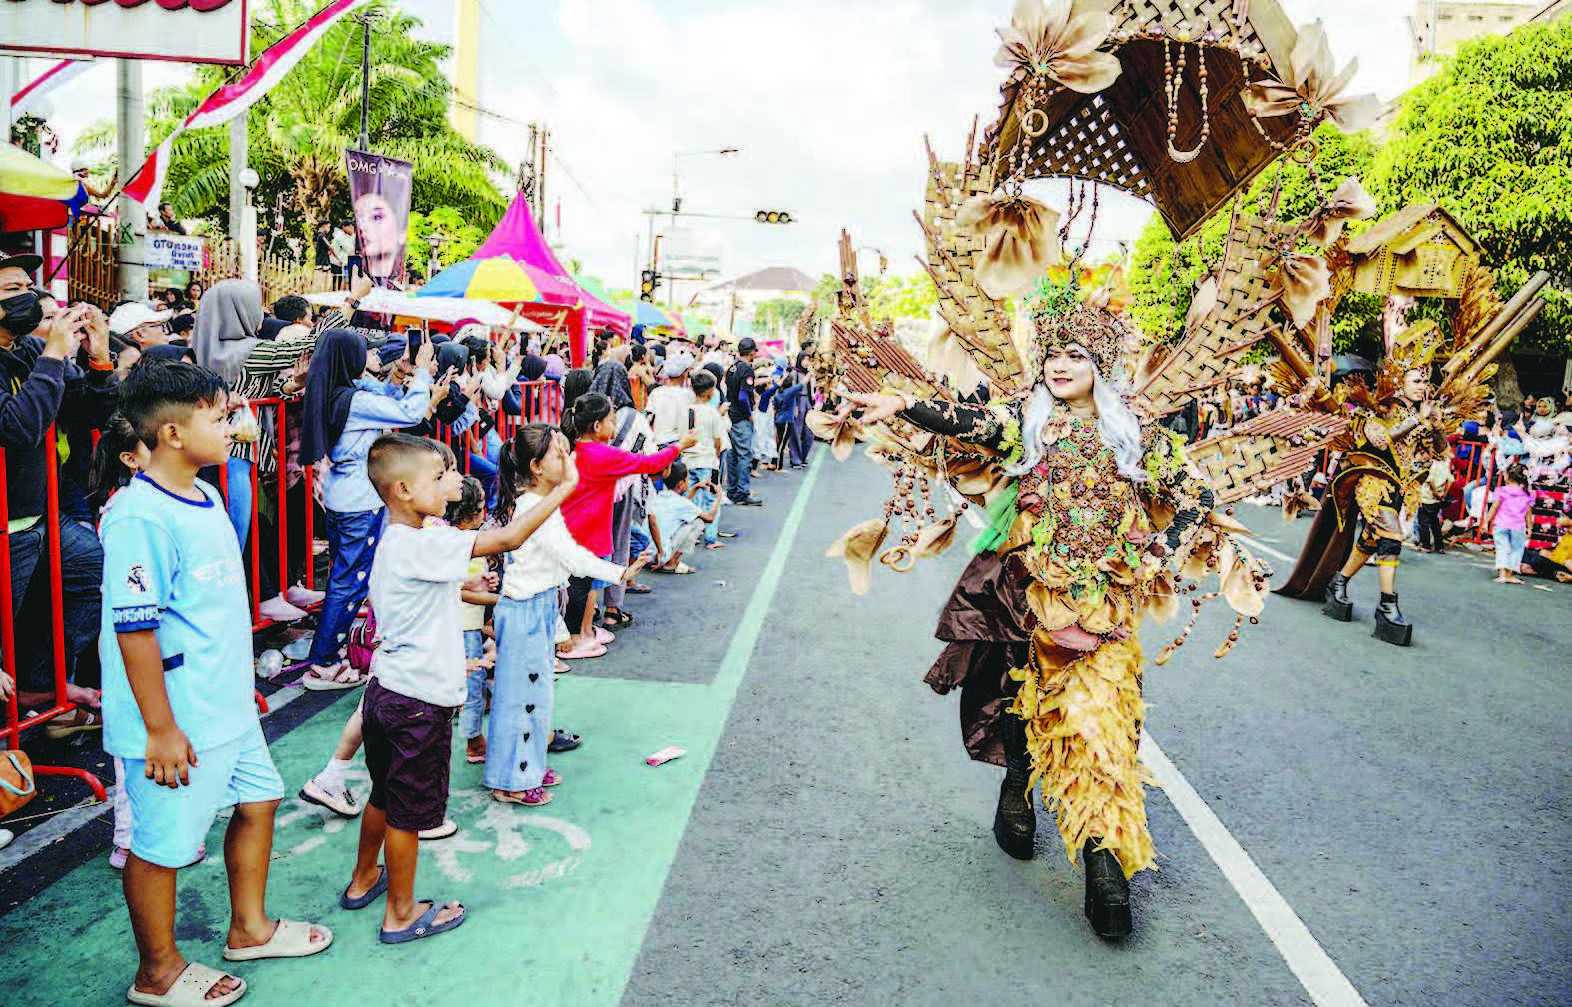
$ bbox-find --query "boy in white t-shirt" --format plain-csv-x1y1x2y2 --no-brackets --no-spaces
646,354,695,447
680,369,728,548
337,433,576,945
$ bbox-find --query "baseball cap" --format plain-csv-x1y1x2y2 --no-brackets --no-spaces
0,253,43,275
737,337,758,354
662,354,693,379
108,302,172,336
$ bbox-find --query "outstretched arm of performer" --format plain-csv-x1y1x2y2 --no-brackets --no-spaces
840,390,1005,449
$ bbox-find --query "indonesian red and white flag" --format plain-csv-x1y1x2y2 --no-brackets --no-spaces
124,0,372,207
11,59,95,117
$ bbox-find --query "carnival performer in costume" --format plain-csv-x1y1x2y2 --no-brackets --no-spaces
1276,332,1450,646
836,276,1269,939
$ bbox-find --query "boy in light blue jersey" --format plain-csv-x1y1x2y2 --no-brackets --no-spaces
101,362,332,1007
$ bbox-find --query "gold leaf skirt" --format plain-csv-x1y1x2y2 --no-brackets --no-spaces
1006,628,1154,879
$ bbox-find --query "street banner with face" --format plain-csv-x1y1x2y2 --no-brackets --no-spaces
345,149,413,288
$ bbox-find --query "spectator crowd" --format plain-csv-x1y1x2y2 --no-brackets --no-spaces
0,249,818,1004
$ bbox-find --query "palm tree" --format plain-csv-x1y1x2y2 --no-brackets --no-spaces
76,0,507,240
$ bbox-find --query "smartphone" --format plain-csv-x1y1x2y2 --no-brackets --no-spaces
405,329,425,362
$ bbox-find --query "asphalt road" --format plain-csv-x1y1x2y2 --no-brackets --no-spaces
1,449,1567,1007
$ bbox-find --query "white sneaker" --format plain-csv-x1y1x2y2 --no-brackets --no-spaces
258,595,308,623
299,777,361,818
285,584,326,608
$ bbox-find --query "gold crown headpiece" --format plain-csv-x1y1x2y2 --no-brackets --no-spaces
1026,263,1133,381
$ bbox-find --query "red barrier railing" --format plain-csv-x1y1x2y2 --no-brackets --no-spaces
1,429,108,802
1,375,563,812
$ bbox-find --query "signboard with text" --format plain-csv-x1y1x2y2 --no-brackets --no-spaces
145,234,206,272
0,1,251,65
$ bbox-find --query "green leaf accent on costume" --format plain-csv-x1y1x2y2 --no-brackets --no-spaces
998,414,1023,466
968,481,1019,555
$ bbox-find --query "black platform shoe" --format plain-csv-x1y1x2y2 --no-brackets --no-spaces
993,718,1035,860
1082,839,1132,939
1321,572,1353,622
1372,591,1413,646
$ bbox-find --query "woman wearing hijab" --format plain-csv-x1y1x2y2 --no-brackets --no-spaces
187,279,265,550
297,329,436,689
588,361,655,627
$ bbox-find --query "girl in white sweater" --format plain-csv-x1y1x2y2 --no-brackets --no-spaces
487,425,642,806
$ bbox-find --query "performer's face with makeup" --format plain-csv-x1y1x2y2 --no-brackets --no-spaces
1402,368,1430,402
1044,345,1096,406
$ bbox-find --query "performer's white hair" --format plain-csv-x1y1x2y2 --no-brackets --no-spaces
1006,373,1147,483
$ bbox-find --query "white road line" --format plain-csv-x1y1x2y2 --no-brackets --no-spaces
1142,730,1368,1007
1248,539,1298,564
0,683,311,873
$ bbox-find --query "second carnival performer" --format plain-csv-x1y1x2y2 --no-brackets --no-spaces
1275,333,1449,645
839,275,1269,938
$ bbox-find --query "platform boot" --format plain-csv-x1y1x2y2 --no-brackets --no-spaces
992,714,1035,860
1321,572,1354,621
1082,839,1133,939
1372,591,1413,646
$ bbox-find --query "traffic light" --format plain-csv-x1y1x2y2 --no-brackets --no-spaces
755,210,793,224
639,269,662,302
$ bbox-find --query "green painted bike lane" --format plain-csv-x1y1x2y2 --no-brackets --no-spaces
1,456,825,1007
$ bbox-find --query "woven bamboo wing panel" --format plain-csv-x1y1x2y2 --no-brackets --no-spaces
1188,410,1348,504
1135,209,1291,416
920,158,1025,396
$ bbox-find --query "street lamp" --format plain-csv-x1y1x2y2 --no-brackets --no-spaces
660,146,740,307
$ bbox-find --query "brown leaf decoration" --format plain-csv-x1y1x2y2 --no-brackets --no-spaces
825,519,888,596
955,191,1062,300
1241,21,1382,132
1305,177,1377,248
1205,510,1253,536
1219,545,1266,617
1026,580,1079,631
1273,253,1332,330
1148,571,1180,623
912,516,960,559
805,409,861,462
993,0,1121,95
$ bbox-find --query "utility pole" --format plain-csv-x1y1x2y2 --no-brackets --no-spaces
357,14,372,150
536,124,549,231
519,121,538,200
116,59,147,303
228,115,256,280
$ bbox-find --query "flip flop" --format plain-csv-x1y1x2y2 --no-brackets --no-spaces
592,626,616,645
339,865,388,910
418,819,459,841
378,900,466,945
222,919,333,961
548,730,582,753
126,963,245,1007
540,768,563,787
624,582,653,594
492,787,552,806
300,663,366,692
558,641,607,660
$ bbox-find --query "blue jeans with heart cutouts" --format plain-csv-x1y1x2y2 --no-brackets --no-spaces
483,588,557,792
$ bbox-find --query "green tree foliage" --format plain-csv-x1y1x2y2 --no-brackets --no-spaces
809,271,938,323
75,0,506,242
752,297,807,340
1370,20,1572,354
1126,124,1381,353
405,206,485,283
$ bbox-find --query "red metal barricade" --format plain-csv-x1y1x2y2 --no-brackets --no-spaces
1,371,565,813
0,428,109,802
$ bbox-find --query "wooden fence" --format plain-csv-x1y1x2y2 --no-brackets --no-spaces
66,217,345,309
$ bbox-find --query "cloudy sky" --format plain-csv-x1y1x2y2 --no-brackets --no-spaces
20,0,1532,300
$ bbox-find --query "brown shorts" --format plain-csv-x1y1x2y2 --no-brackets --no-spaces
362,678,455,833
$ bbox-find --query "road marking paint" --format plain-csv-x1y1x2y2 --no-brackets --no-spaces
0,683,315,874
1248,539,1298,564
1143,730,1368,1007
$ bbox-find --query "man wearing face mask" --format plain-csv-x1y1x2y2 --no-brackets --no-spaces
0,253,118,721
